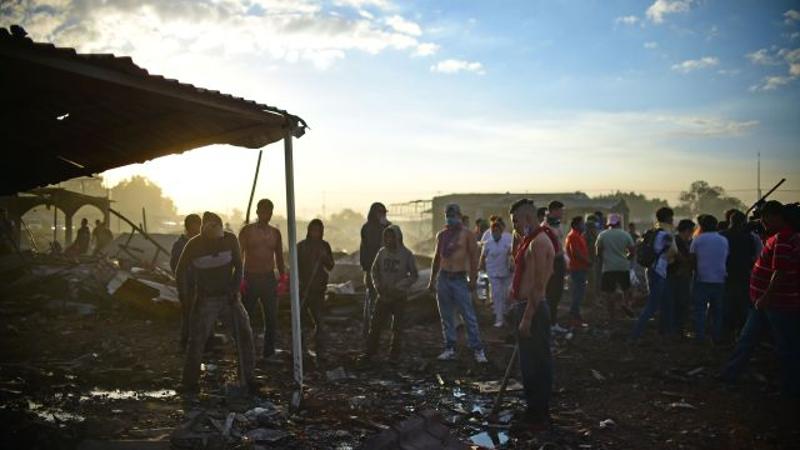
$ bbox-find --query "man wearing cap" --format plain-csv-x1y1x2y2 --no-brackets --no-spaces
596,213,636,322
428,203,488,363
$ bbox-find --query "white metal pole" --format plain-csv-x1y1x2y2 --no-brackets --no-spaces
283,133,303,388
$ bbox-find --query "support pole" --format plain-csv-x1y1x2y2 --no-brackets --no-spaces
52,206,57,244
283,134,303,392
245,150,263,225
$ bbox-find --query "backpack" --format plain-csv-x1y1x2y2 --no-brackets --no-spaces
636,228,664,268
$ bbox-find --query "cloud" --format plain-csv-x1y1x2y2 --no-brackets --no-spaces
644,41,658,49
750,75,794,92
785,9,800,25
615,15,639,26
385,15,421,36
430,59,485,75
414,42,439,56
646,0,693,24
746,48,781,65
746,47,800,91
0,0,437,71
671,56,719,73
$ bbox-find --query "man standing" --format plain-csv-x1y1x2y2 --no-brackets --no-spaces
76,218,91,254
631,207,676,339
297,219,335,355
508,199,556,430
239,199,286,359
690,214,729,344
92,220,114,256
364,225,419,360
545,201,566,329
428,203,487,363
171,214,202,351
480,218,513,328
583,214,600,299
597,214,636,323
720,211,758,340
565,216,590,326
719,201,799,398
360,202,390,338
668,219,695,335
176,212,256,394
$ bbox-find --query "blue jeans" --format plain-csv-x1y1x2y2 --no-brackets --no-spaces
631,270,670,338
720,307,768,381
242,272,278,357
513,301,553,420
692,281,724,342
765,309,800,397
436,273,483,351
568,270,587,318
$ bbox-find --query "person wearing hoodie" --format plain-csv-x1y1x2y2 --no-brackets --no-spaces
363,225,418,360
176,212,256,395
359,202,390,338
297,219,335,354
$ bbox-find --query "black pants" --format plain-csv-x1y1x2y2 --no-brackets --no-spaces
546,256,566,324
723,277,750,339
178,286,195,350
366,295,406,356
302,289,326,352
242,272,278,357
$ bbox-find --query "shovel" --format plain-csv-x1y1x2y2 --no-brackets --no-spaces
487,343,519,423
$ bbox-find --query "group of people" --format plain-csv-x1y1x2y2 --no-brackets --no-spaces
169,195,799,431
65,218,114,256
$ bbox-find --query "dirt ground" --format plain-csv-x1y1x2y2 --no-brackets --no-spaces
0,285,798,449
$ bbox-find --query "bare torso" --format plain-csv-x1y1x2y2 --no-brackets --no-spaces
517,233,555,302
240,223,281,274
439,228,474,273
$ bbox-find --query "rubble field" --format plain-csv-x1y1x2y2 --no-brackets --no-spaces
0,255,798,449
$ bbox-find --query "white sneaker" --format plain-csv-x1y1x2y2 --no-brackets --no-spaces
474,349,488,364
437,348,456,361
551,324,568,333
494,321,504,328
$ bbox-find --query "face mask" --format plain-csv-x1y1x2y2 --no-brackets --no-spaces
379,215,388,226
547,217,560,227
523,225,534,236
446,216,460,227
492,231,502,241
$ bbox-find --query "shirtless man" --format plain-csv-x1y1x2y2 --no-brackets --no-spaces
508,199,555,430
239,199,286,359
428,203,487,363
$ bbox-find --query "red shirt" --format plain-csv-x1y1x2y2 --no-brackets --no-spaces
750,227,800,311
565,229,589,271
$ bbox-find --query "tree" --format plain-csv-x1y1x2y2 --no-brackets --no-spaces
110,176,178,232
678,180,746,219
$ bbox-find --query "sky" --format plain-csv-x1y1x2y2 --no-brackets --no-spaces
3,0,799,219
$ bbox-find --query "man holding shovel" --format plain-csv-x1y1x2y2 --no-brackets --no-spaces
508,199,556,431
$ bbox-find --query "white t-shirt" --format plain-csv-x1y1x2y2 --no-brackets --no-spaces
481,232,513,278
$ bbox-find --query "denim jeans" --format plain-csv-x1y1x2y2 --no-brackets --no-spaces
242,272,278,357
436,273,483,351
720,307,768,381
568,270,587,319
692,281,724,343
631,270,670,338
765,309,800,397
512,301,553,420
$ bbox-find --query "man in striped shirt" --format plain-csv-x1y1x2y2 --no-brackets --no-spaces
719,201,799,397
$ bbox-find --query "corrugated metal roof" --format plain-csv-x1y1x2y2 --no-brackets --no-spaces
0,25,307,195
